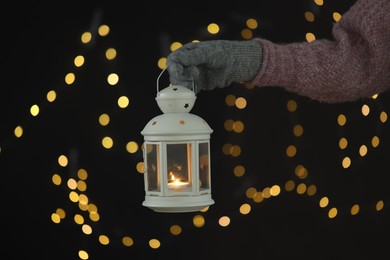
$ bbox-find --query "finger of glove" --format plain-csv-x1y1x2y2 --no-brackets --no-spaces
170,66,200,93
169,43,212,67
166,60,184,80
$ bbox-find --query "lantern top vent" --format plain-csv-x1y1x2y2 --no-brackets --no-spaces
156,84,196,114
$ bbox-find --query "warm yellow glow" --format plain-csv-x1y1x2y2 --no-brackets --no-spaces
88,204,98,214
232,120,244,133
235,97,247,109
286,145,297,157
74,214,85,225
339,137,348,149
170,42,182,52
14,125,23,138
89,211,100,222
79,203,88,211
305,11,315,22
333,12,342,22
371,135,380,147
193,215,205,227
51,213,61,224
52,174,62,185
328,207,338,218
337,114,347,126
246,18,258,29
81,31,92,44
82,224,92,235
56,208,66,219
78,250,89,260
376,200,384,211
270,185,281,196
359,145,368,156
77,180,87,192
98,24,110,36
224,119,234,131
241,28,253,40
239,203,251,215
168,173,189,189
262,187,271,198
99,113,110,126
107,73,119,86
296,183,307,194
126,141,139,153
361,104,370,116
319,196,329,208
78,168,88,180
306,184,317,196
342,157,351,168
67,178,77,190
314,0,323,6
246,187,257,199
149,239,161,249
284,180,295,191
30,104,39,116
218,216,231,227
379,111,388,123
225,94,236,106
295,165,308,179
287,99,297,112
79,194,88,206
74,55,85,67
145,143,154,153
69,191,79,203
207,23,220,34
136,162,144,174
306,32,316,42
58,155,68,167
122,236,134,247
230,145,241,157
200,206,210,212
253,192,264,203
233,165,245,177
158,57,166,69
350,204,360,215
293,124,303,137
47,90,56,102
99,235,110,245
105,48,117,60
222,143,232,155
102,136,113,149
118,96,129,108
65,72,75,85
170,225,182,235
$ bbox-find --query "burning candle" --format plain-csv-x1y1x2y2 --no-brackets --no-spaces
168,172,190,190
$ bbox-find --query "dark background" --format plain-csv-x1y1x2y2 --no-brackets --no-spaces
1,1,389,259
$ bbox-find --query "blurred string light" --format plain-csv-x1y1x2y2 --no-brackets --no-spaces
157,0,388,231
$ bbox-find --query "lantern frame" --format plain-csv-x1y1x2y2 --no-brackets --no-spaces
141,71,214,213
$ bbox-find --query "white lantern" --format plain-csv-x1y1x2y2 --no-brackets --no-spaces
141,74,214,213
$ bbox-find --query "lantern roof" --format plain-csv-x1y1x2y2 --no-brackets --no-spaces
141,112,213,140
142,83,212,140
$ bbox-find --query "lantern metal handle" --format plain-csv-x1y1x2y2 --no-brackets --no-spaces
156,66,195,94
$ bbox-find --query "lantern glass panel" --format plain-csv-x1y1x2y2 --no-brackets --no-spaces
145,143,160,192
199,142,210,191
166,143,192,192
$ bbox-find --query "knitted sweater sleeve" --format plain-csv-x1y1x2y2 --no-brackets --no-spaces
248,0,390,103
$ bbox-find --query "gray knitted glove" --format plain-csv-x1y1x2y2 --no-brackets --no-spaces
166,39,262,93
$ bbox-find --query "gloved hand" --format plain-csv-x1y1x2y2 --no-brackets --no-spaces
166,39,263,93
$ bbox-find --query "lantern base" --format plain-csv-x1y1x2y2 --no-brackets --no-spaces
143,194,215,213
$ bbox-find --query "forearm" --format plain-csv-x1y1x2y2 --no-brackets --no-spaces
248,0,390,103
